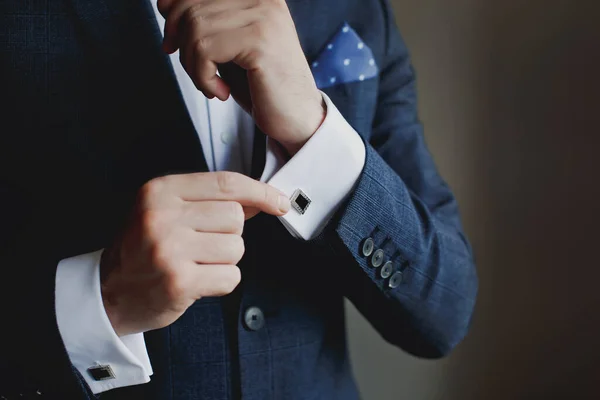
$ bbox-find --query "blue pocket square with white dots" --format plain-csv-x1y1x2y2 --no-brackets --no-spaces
311,22,378,89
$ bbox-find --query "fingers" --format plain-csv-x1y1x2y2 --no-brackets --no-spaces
181,23,260,98
158,230,244,265
161,0,199,52
165,172,290,216
180,201,245,234
163,0,260,53
184,232,245,265
166,0,267,98
186,263,241,298
180,49,229,99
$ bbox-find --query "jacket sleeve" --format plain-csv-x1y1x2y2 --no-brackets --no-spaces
322,0,478,358
0,181,98,399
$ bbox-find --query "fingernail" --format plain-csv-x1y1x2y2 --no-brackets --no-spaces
278,194,291,213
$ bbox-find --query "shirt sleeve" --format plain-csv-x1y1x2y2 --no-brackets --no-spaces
260,91,366,240
55,250,153,394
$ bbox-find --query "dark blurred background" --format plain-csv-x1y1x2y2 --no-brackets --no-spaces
345,0,600,398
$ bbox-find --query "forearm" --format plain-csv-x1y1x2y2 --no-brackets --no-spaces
299,0,478,358
330,144,477,357
265,116,477,357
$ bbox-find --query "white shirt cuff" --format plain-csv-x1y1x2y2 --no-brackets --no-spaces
55,250,153,394
260,91,366,240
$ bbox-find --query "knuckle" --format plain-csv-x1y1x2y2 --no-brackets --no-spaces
261,0,285,14
226,266,242,292
192,11,210,33
140,208,163,235
248,25,270,63
245,48,266,70
195,36,210,56
260,4,277,19
217,266,241,295
232,236,245,262
140,177,166,202
216,171,238,195
229,202,245,230
163,272,186,302
251,22,268,41
149,240,174,269
182,4,204,25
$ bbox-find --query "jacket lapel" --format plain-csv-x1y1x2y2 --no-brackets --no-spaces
68,0,210,174
68,0,289,179
68,0,161,55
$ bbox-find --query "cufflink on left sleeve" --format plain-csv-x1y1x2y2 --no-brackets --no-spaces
87,364,116,381
291,189,311,215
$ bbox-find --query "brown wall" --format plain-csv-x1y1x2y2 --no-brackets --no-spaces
346,0,600,398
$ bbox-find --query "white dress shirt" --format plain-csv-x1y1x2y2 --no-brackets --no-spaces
55,0,366,394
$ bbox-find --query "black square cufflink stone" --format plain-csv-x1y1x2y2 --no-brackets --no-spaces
290,189,311,215
87,364,116,381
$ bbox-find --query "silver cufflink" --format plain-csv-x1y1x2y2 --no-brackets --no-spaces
290,189,311,215
87,364,116,381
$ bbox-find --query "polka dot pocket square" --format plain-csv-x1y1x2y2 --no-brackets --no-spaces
310,22,378,89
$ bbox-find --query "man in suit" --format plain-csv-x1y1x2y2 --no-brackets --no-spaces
0,0,478,398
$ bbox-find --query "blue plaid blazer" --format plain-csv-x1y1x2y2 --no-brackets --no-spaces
0,0,478,398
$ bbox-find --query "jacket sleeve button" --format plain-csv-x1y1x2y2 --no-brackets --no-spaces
362,238,375,257
388,271,403,288
380,261,393,278
371,249,385,268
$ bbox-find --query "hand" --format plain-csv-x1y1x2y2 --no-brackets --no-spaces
157,0,326,156
100,172,291,336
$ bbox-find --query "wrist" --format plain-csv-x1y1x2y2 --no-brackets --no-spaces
280,93,326,156
101,288,125,337
100,245,126,337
